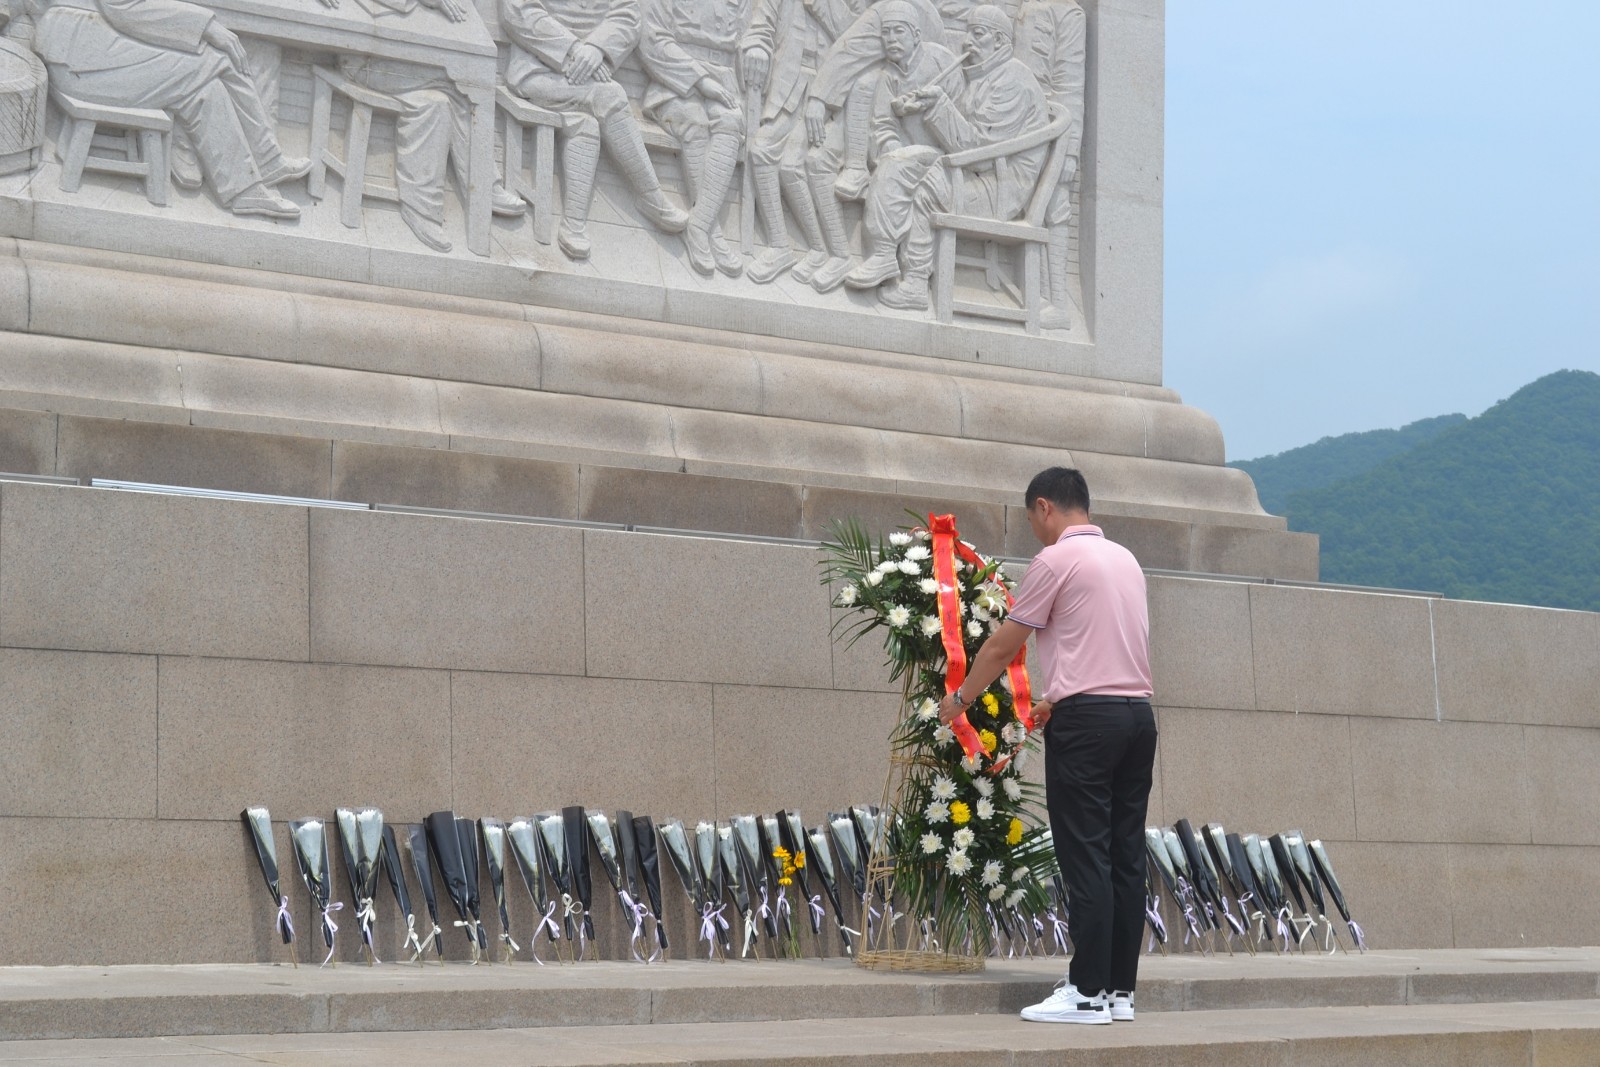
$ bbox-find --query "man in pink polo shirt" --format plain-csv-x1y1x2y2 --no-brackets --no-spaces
938,466,1155,1025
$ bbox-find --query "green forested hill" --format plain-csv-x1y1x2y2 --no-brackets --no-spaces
1232,413,1467,515
1254,371,1600,611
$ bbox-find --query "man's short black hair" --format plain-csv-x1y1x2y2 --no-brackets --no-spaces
1025,467,1090,513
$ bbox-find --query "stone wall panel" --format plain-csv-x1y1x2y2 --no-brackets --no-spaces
0,481,309,660
309,509,585,675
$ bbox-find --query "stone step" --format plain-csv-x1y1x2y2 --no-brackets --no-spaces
2,999,1597,1065
3,949,1597,1042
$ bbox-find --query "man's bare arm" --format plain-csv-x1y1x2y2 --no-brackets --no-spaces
937,618,1031,724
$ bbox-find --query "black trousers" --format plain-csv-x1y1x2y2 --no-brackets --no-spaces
1044,697,1158,995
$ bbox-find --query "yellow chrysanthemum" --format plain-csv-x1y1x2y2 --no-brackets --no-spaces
982,692,1000,714
979,729,998,754
950,801,972,825
794,851,806,869
1007,818,1024,845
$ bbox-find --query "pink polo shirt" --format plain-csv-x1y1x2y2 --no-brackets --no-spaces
1007,525,1153,702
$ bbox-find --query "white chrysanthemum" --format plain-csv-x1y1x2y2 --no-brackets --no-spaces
904,545,930,561
933,724,955,745
961,754,982,773
915,528,931,541
988,884,1006,901
971,605,992,623
976,798,995,820
967,620,984,637
918,578,939,594
865,571,883,587
875,558,898,574
1007,887,1025,907
1012,867,1030,882
952,827,975,849
925,801,950,824
916,698,939,721
835,584,858,607
930,775,957,801
920,832,943,855
980,860,1003,886
889,531,913,547
945,849,972,876
919,615,942,636
1002,722,1026,745
886,605,912,628
695,820,714,834
898,559,921,575
1002,777,1023,801
1013,747,1030,772
973,778,994,798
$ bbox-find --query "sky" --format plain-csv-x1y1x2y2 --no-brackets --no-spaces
1163,1,1600,461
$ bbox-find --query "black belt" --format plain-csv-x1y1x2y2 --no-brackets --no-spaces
1057,694,1150,707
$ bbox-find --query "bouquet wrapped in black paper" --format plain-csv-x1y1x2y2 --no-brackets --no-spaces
335,808,385,964
425,810,484,961
508,816,565,964
403,823,446,962
289,818,342,966
241,807,296,965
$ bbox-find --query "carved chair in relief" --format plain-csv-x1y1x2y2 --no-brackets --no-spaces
929,100,1071,335
51,90,172,207
306,64,407,229
495,84,571,245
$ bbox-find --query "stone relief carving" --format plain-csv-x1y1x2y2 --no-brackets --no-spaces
30,0,309,216
0,0,1086,334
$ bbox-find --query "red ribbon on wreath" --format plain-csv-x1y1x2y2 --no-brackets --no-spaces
928,514,1035,767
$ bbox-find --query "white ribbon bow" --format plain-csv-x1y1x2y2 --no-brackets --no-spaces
318,901,345,967
355,898,381,962
274,895,295,943
529,900,561,966
699,902,729,960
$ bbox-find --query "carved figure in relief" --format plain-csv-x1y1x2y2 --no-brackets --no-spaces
334,0,524,253
802,0,940,209
32,0,308,218
1010,0,1080,329
638,0,750,276
845,4,1046,309
500,0,688,259
736,0,858,284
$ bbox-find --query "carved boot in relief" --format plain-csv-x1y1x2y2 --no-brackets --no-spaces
170,132,203,191
598,108,687,233
879,271,929,310
683,131,744,277
746,164,796,283
805,175,855,292
831,76,874,201
556,128,602,259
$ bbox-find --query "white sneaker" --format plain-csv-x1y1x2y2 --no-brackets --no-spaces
1110,991,1135,1021
1020,981,1112,1024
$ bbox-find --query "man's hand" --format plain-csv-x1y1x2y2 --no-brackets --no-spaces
739,46,770,91
937,692,966,726
1029,699,1052,730
565,42,606,84
803,96,827,145
896,84,944,115
202,21,248,69
696,74,737,108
